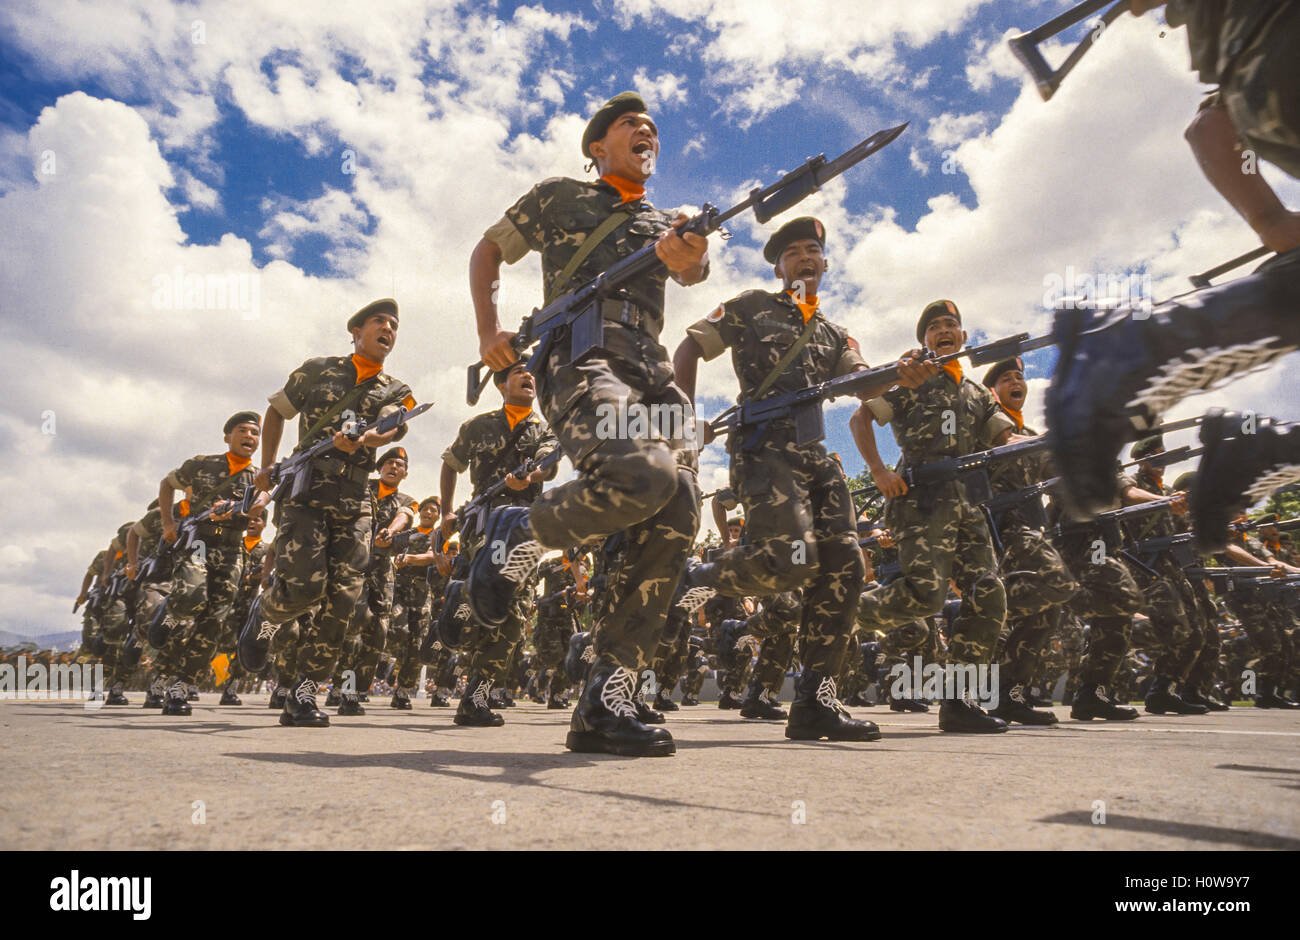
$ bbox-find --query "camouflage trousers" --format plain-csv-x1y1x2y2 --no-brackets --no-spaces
1185,576,1224,688
262,495,372,682
389,575,431,690
858,491,1006,666
995,524,1080,685
164,540,242,684
335,556,396,693
1225,590,1294,688
745,592,800,693
1133,557,1202,681
1214,0,1300,180
1058,532,1144,688
534,607,576,696
531,348,700,673
711,437,863,675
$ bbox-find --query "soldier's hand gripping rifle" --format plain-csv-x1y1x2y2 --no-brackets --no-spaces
260,403,432,505
1056,495,1184,578
452,449,564,542
710,331,1055,452
466,123,911,405
1186,566,1300,601
1008,0,1126,102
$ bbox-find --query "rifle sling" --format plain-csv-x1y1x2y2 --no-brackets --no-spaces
293,376,382,456
748,314,820,404
546,211,632,305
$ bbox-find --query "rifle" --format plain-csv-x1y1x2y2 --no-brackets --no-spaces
1121,445,1204,471
466,123,910,405
1186,567,1300,600
1008,0,1126,101
1130,531,1199,570
452,449,563,542
1056,496,1184,578
900,437,1051,505
1188,246,1273,289
710,331,1055,451
983,476,1061,519
262,403,432,504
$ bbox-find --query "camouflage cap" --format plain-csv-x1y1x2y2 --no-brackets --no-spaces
1130,435,1165,461
224,411,261,434
981,356,1024,389
582,91,648,159
378,446,408,467
917,299,960,343
763,216,826,264
347,298,398,331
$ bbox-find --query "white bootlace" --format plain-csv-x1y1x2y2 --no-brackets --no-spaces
454,603,471,622
295,679,318,705
1245,463,1300,503
470,679,489,709
599,667,639,719
149,677,166,696
678,586,716,614
500,540,545,583
257,620,280,642
1127,337,1293,424
580,643,596,663
815,676,842,712
1010,684,1026,705
167,680,186,700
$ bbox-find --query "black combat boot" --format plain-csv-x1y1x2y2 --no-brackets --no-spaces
889,696,930,713
1182,685,1229,711
547,691,571,709
564,631,594,683
499,689,517,707
105,681,130,706
989,680,1057,726
219,679,242,706
269,684,288,709
466,507,545,627
681,694,700,706
1145,675,1209,715
717,688,744,710
454,674,505,727
487,689,510,710
337,691,365,716
186,685,200,701
1255,685,1300,709
1070,683,1139,721
938,693,1008,733
653,689,678,712
279,677,330,727
237,596,277,673
142,676,165,709
325,687,342,707
633,678,664,724
429,688,451,707
740,682,788,720
390,687,413,710
1046,250,1300,519
1193,410,1300,551
161,679,191,716
785,671,881,741
565,660,675,757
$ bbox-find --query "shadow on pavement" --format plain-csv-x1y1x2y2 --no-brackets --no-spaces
1038,811,1300,849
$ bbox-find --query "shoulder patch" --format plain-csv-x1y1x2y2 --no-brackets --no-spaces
706,304,725,323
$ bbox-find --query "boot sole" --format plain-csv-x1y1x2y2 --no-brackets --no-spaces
565,731,676,757
1070,711,1139,721
453,715,504,726
279,714,329,727
785,728,882,741
938,725,1008,733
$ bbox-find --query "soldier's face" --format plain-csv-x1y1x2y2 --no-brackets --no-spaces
420,502,440,527
776,239,826,297
379,457,408,485
592,112,660,181
924,315,966,356
353,313,398,361
245,515,266,538
226,422,260,458
993,370,1027,409
501,364,535,405
728,524,741,541
1262,525,1280,540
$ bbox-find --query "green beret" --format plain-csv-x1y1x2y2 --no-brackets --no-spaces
493,361,527,385
726,517,744,528
1130,435,1165,461
582,92,648,159
1171,471,1196,492
981,357,1024,388
378,447,408,467
224,411,261,434
917,299,961,343
347,298,398,332
763,216,826,264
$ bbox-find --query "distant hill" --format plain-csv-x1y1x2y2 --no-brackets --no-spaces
0,630,82,651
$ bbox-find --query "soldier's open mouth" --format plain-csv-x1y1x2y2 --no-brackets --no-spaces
632,141,652,154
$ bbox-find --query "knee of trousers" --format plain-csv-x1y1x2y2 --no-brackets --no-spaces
817,534,865,591
261,578,327,623
967,574,1007,623
597,443,681,520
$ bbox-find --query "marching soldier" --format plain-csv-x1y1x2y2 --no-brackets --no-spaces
249,299,416,727
468,91,708,757
439,360,557,726
852,301,1022,732
387,497,443,709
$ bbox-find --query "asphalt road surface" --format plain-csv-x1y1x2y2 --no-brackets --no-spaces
3,695,1297,850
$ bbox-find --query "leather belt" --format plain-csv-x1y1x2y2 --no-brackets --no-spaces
599,298,652,330
313,456,371,486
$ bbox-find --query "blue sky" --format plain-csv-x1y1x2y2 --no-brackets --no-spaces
3,0,1296,637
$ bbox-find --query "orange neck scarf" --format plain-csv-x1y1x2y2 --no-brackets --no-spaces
244,536,261,553
1267,538,1282,554
601,174,646,204
417,524,435,535
377,482,396,500
942,361,963,386
226,452,252,476
504,404,532,430
1001,406,1024,431
352,353,383,384
784,289,819,323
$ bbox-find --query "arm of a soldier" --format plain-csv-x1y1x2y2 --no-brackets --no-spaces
1185,98,1300,254
851,403,906,498
660,214,709,286
439,461,460,539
